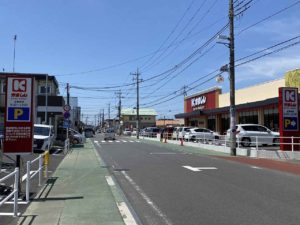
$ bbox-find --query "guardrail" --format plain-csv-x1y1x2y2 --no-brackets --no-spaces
0,168,19,217
25,153,45,203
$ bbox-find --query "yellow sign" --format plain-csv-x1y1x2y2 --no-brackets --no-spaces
285,69,300,90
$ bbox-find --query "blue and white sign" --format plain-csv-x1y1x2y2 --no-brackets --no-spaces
63,119,71,128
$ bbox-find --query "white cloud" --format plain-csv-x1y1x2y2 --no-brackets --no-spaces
236,50,300,83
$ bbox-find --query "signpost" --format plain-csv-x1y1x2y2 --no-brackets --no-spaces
279,87,300,150
3,76,34,194
4,76,34,154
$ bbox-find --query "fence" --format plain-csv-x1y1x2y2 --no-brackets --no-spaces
25,153,45,203
0,168,19,217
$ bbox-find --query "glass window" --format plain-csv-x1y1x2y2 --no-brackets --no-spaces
40,86,51,94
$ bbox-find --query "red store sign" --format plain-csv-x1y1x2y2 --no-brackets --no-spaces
185,89,219,113
3,76,34,154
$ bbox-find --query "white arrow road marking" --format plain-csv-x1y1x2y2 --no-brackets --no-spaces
183,166,217,172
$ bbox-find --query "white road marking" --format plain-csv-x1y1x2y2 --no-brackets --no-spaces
150,152,177,155
94,140,99,143
108,140,113,143
105,176,115,186
135,141,140,143
116,140,120,143
129,141,134,143
122,140,127,143
117,202,138,225
122,171,172,225
183,166,217,172
251,166,262,169
101,141,106,143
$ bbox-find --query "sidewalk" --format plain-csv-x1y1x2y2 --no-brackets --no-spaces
16,140,126,225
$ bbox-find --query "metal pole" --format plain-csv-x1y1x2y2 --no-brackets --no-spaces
26,161,30,203
13,168,19,217
45,74,48,124
229,0,236,156
136,68,140,139
13,35,17,72
66,83,70,141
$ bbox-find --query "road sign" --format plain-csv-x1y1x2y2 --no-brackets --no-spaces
63,111,70,119
63,119,71,128
63,104,71,111
4,76,34,154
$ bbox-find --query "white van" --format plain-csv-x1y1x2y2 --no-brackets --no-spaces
33,124,54,151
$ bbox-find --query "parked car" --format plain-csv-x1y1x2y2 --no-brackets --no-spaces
172,127,182,140
184,128,220,142
33,124,54,151
123,128,131,136
131,129,137,136
178,127,191,139
226,124,280,147
104,129,116,140
69,128,85,144
142,127,160,137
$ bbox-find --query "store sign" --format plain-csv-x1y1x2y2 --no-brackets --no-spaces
191,96,206,107
282,88,298,131
4,76,34,154
191,96,206,109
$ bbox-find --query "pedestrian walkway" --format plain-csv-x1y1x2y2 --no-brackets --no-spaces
16,140,127,225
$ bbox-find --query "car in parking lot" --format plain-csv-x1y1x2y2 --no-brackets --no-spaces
226,124,279,147
184,128,219,142
142,127,160,137
104,129,116,140
33,124,54,151
123,128,131,136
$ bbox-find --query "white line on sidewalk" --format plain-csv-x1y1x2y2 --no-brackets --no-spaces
105,176,115,186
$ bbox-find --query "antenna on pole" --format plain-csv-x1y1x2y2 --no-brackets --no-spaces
13,35,17,72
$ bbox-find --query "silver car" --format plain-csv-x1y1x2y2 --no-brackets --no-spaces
226,124,279,147
104,129,116,140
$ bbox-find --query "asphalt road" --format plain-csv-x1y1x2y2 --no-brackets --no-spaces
94,134,300,225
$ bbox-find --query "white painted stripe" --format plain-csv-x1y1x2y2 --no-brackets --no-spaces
122,171,172,225
122,140,127,143
251,166,262,169
135,141,140,143
117,202,138,225
108,140,113,143
129,141,134,143
94,140,99,143
150,152,177,155
116,140,120,143
105,176,115,186
101,141,106,143
182,166,217,172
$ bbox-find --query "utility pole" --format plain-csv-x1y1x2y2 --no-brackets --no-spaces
132,68,142,139
102,109,105,128
108,103,110,127
116,90,122,135
13,35,17,72
66,83,70,141
229,0,236,156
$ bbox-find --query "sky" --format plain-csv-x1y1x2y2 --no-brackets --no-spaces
1,0,300,125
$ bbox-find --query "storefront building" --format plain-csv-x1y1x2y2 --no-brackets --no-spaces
175,69,300,134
